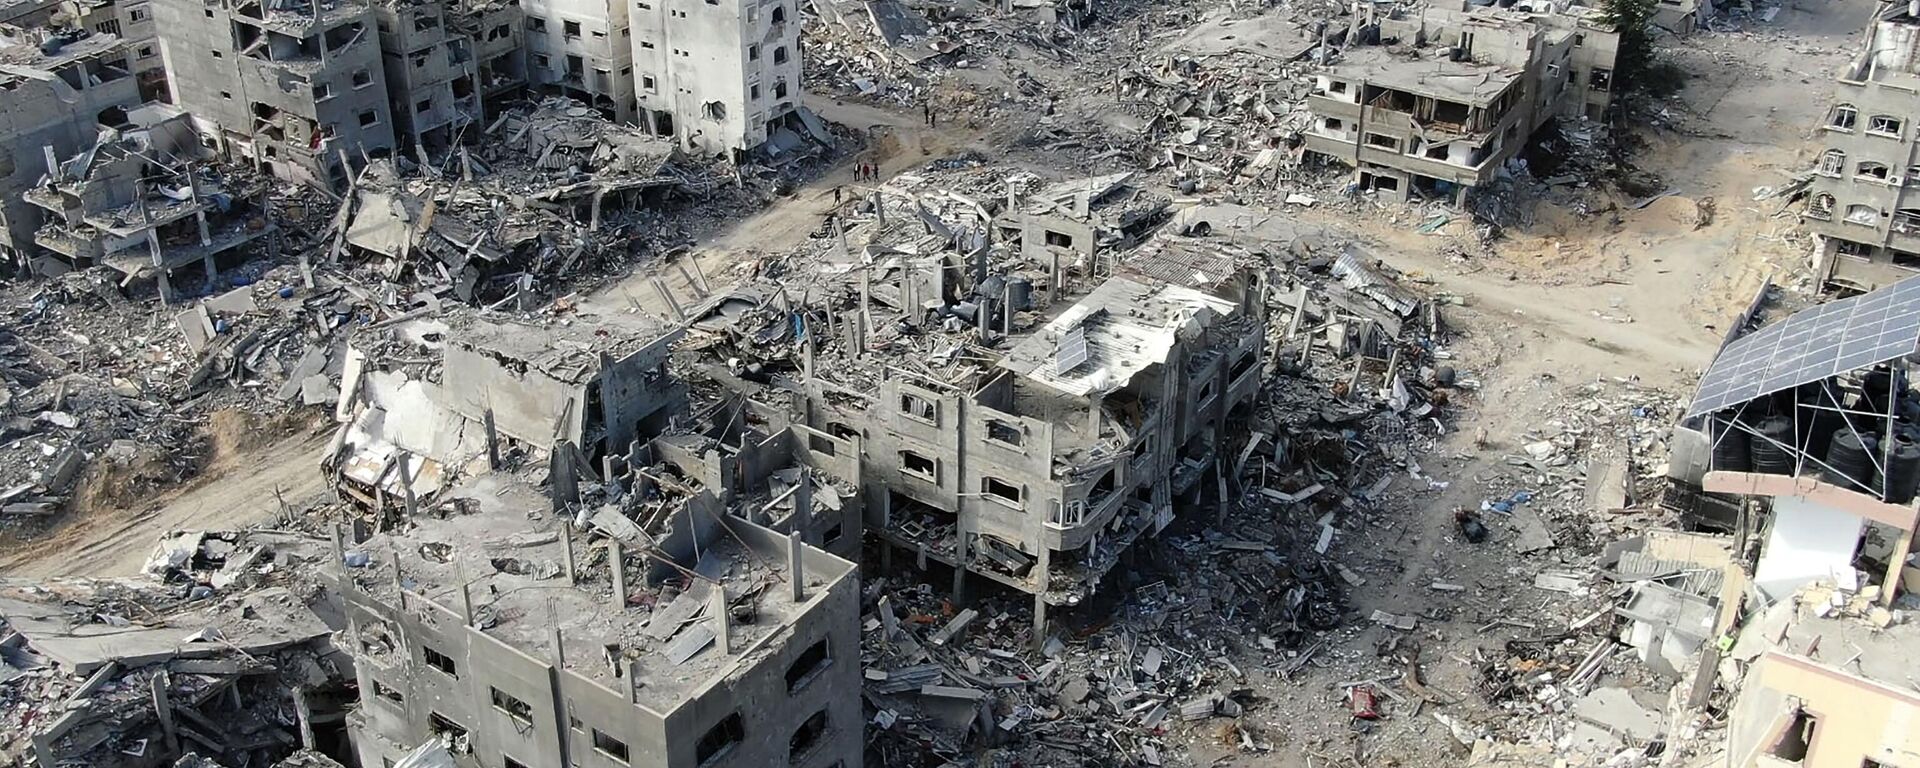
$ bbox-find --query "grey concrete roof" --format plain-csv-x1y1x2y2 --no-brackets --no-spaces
447,315,675,383
1327,47,1521,105
351,473,853,712
999,277,1237,397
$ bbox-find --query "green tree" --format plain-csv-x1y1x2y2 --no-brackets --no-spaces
1599,0,1660,95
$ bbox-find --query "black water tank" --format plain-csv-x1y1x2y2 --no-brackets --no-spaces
1887,431,1920,504
1825,429,1880,493
1711,420,1751,473
1797,382,1846,456
1751,415,1795,475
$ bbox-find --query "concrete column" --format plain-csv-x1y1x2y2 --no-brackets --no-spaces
561,522,577,584
397,453,418,517
951,527,968,601
329,523,346,576
794,473,813,541
1032,544,1051,651
459,582,475,627
711,584,730,654
294,686,316,749
152,671,181,756
789,530,806,603
484,408,500,470
608,541,626,612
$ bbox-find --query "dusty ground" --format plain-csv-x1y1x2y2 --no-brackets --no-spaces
0,0,1860,761
1219,2,1859,764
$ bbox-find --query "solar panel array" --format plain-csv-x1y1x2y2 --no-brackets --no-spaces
1055,324,1090,374
1686,275,1920,418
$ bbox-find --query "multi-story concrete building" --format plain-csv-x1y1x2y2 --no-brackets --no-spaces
1303,1,1618,204
458,0,526,107
0,27,142,273
768,271,1266,635
338,472,863,768
628,0,800,155
155,0,398,190
520,0,635,121
1,0,167,99
369,0,481,151
1802,2,1920,292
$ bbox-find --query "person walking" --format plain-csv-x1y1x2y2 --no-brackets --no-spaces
834,186,843,204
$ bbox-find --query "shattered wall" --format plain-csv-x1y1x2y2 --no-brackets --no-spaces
627,0,799,153
156,0,397,190
440,341,590,448
0,61,141,268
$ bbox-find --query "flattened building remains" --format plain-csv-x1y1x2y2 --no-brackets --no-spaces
1303,0,1618,204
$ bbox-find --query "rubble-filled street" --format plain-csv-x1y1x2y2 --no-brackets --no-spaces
2,0,1916,763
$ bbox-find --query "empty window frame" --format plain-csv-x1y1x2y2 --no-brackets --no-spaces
1808,193,1835,219
748,43,759,60
985,419,1023,446
422,646,457,677
593,729,630,764
785,639,830,693
773,45,788,64
1767,709,1815,762
490,687,533,725
1818,149,1845,176
899,451,938,482
1589,67,1612,92
428,711,469,741
1828,103,1857,130
696,714,744,766
771,4,786,23
642,74,657,92
563,19,580,37
1846,204,1880,224
371,679,405,705
527,16,546,30
352,69,373,87
982,477,1021,507
358,110,381,127
1857,161,1892,181
1869,114,1903,136
899,392,936,423
789,710,828,763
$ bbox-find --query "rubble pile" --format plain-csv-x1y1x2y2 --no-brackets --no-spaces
0,538,351,768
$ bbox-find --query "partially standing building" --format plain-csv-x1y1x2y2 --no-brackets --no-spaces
1803,1,1920,292
627,0,801,155
519,0,635,121
156,0,398,190
338,473,863,768
1302,2,1618,204
0,27,141,273
369,0,481,153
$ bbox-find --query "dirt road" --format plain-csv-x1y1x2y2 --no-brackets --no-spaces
2,423,335,578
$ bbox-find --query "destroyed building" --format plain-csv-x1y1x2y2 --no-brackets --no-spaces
1725,586,1920,768
336,472,863,768
330,313,687,507
0,531,359,768
1303,1,1618,203
25,111,277,295
368,0,481,152
1683,273,1920,607
460,0,525,106
0,27,141,271
156,0,398,191
627,0,801,155
518,0,636,122
0,0,166,99
1802,1,1920,293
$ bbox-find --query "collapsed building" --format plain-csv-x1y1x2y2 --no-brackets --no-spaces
0,532,358,767
26,111,277,295
0,27,141,271
1302,0,1618,203
1803,1,1920,292
156,0,399,191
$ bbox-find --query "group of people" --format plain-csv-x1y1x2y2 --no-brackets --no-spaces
851,162,880,182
